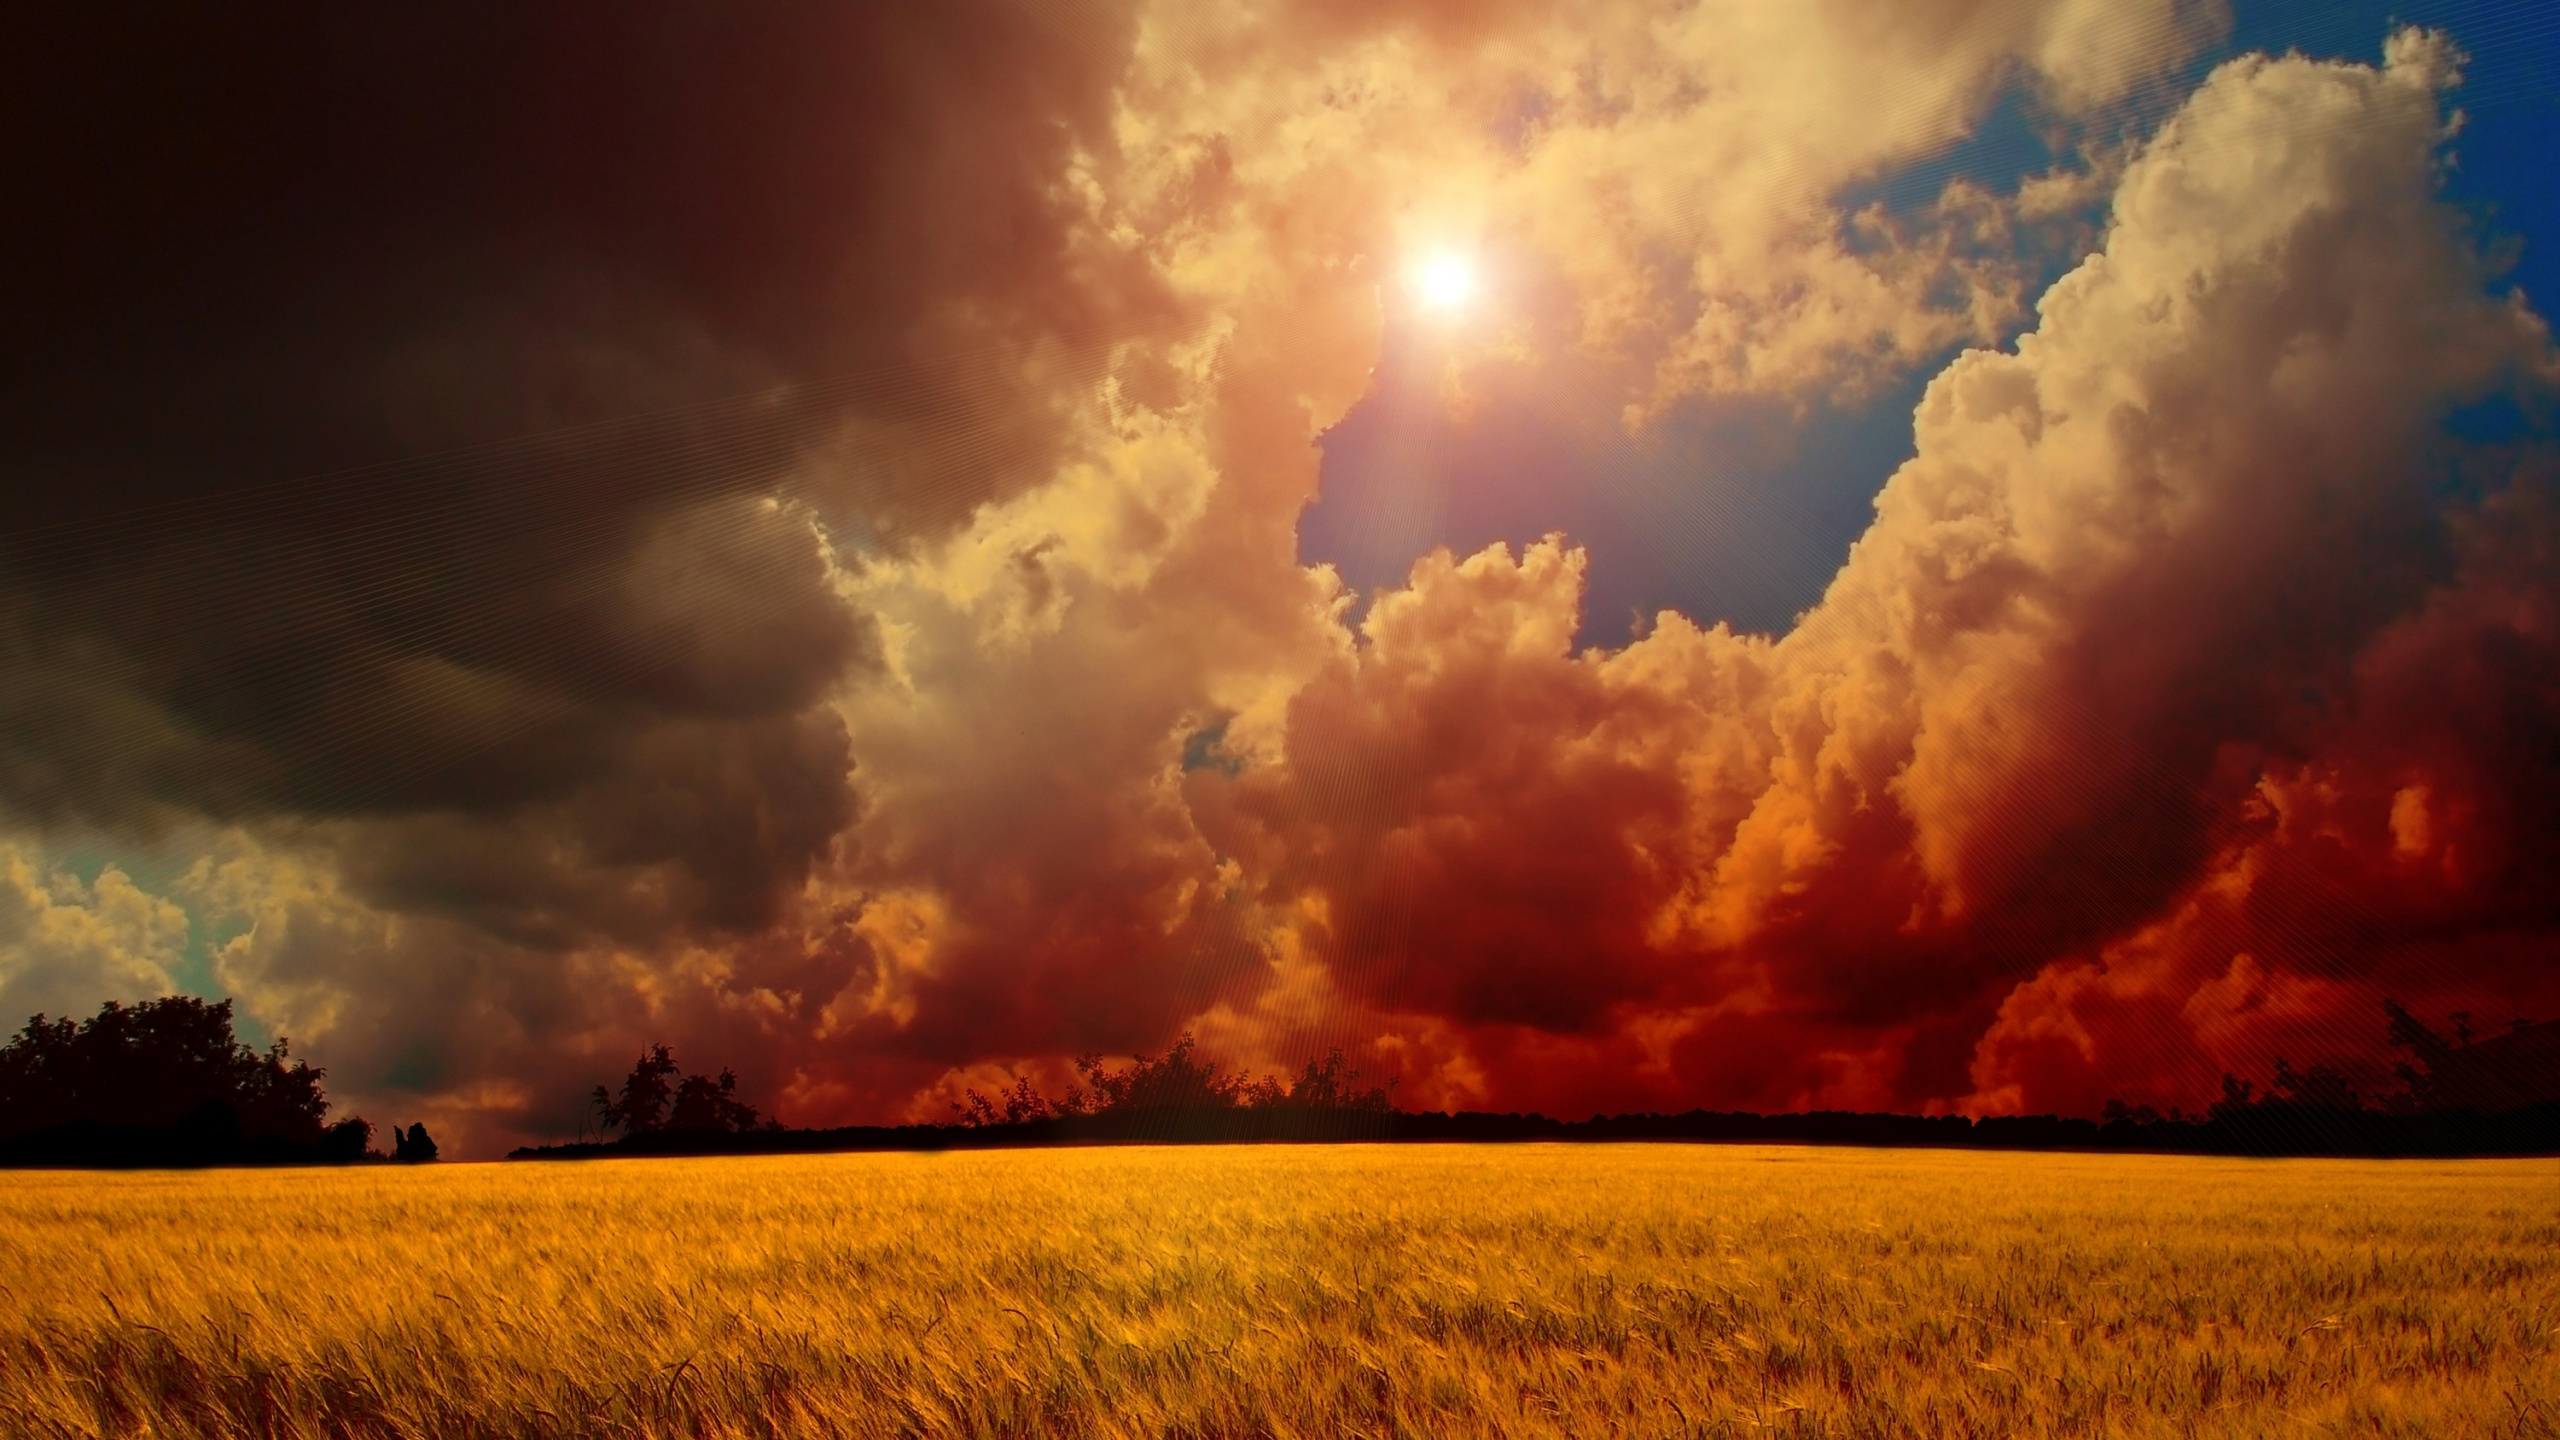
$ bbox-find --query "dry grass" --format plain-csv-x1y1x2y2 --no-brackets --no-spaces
0,1144,2554,1438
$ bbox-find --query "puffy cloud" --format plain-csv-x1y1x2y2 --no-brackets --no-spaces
1188,29,2557,1116
5,4,2554,1152
1114,0,2225,415
1965,462,2560,1113
1770,28,2534,950
0,849,184,1028
774,0,2239,1124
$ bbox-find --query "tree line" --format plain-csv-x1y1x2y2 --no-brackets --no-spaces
0,996,437,1166
2098,999,2556,1129
582,1033,1394,1140
540,1003,2554,1162
9,993,2543,1167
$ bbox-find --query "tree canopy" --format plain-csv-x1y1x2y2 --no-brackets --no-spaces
0,995,368,1155
953,1038,1395,1125
593,1044,767,1135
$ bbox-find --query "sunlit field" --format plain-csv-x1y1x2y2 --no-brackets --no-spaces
2,1146,2554,1439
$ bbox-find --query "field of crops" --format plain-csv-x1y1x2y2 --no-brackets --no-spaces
1,1144,2553,1438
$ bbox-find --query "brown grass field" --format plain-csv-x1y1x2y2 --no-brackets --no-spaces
0,1144,2553,1438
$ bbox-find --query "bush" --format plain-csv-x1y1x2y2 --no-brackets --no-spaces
392,1122,440,1162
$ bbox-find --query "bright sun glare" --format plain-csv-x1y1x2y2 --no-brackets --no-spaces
1413,252,1477,312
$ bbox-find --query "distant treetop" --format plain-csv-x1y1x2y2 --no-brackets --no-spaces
592,1044,769,1136
953,1037,1395,1126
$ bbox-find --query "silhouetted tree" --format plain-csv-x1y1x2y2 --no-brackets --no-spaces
592,1044,764,1135
953,1074,1057,1126
392,1122,439,1162
2211,1073,2256,1117
2268,1056,2359,1110
1275,1047,1395,1112
594,1043,681,1135
0,996,347,1145
2209,1058,2365,1120
1072,1035,1249,1113
2385,999,2453,1061
322,1117,376,1161
666,1068,762,1133
2384,999,2456,1108
951,1040,1396,1125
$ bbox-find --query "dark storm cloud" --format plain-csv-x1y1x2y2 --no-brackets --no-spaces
0,2,1156,937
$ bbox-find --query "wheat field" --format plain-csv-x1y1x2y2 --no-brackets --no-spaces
0,1145,2553,1438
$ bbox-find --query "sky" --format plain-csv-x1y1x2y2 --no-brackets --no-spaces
2,1,2556,1155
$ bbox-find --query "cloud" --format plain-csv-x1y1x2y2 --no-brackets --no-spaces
764,0,2242,1123
0,849,184,1028
1117,0,2226,415
1188,29,2556,1115
5,6,2554,1152
1965,457,2560,1113
0,4,1173,990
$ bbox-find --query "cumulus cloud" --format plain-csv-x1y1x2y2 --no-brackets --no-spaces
4,4,2554,1152
1188,29,2556,1115
0,849,184,1028
1118,0,2226,415
1965,454,2560,1114
753,0,2239,1122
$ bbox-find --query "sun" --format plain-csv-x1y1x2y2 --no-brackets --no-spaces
1412,252,1478,312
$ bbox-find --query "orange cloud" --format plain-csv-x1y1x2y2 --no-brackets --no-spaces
12,8,2558,1156
1157,29,2553,1121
